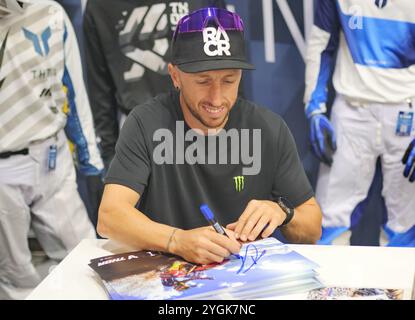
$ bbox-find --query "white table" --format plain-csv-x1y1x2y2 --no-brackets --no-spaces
27,239,415,300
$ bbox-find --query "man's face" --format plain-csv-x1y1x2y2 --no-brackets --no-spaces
169,64,242,133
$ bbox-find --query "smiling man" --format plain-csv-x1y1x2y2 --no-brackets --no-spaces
98,8,322,265
175,68,239,131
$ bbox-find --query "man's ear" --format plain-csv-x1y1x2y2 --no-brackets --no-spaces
168,63,180,90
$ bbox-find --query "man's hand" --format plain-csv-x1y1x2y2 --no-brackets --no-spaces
402,138,415,182
170,227,241,265
226,200,286,242
309,114,337,166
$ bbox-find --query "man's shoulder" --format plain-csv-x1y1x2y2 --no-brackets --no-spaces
130,91,177,127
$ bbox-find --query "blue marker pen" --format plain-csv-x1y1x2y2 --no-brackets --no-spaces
200,204,241,259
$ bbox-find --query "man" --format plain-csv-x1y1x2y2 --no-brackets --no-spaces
304,0,415,246
98,7,322,265
83,0,226,171
0,0,103,299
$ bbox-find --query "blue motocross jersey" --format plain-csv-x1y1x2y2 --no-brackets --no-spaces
304,0,415,118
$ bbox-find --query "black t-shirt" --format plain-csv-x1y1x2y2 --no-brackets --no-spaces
105,91,313,229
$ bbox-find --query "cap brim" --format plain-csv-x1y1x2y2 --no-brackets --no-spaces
176,59,255,73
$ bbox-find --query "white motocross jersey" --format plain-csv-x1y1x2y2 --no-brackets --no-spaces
0,0,103,174
304,0,415,118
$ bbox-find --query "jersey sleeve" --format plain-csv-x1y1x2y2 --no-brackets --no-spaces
271,119,314,207
104,111,151,195
304,0,340,119
61,6,104,175
83,0,119,169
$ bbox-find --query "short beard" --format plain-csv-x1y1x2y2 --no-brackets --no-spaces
182,94,229,130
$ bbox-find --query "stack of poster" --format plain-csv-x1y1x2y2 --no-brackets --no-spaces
89,237,323,300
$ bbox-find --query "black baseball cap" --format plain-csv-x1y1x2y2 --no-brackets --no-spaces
171,7,255,73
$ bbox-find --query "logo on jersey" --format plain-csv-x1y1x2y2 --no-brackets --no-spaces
23,27,51,57
233,176,244,192
203,27,231,57
39,87,52,98
31,68,57,80
375,0,388,9
0,30,10,89
118,2,189,82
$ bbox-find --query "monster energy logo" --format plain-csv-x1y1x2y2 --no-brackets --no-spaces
233,176,244,192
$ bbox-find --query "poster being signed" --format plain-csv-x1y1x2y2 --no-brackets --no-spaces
89,238,322,300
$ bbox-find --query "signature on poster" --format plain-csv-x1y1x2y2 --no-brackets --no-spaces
236,244,266,274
